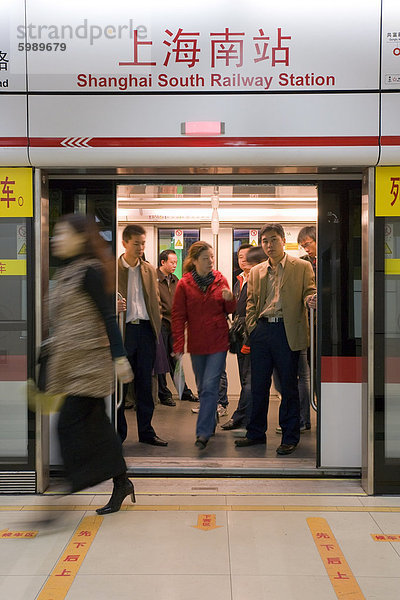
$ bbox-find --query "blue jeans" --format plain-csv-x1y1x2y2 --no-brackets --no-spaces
191,352,227,439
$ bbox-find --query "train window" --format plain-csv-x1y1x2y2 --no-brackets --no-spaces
158,229,200,279
232,229,260,285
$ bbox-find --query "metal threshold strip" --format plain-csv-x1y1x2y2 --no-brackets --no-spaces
124,458,361,479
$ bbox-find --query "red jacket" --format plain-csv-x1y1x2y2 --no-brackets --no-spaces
172,270,237,355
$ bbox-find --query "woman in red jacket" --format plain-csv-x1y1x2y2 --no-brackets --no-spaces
172,241,236,449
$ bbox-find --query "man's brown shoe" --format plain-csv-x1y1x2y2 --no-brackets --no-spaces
235,437,266,447
276,443,297,455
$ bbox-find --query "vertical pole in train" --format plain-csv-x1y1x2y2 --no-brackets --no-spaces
211,191,219,268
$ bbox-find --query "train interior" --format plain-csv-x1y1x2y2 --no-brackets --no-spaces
47,175,361,475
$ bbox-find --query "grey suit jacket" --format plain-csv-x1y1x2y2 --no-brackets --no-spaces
246,254,316,351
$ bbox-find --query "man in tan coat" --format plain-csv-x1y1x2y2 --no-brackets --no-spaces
117,224,168,446
235,223,316,455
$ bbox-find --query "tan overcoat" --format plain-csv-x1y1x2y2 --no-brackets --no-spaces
46,257,114,397
246,254,316,351
118,256,162,338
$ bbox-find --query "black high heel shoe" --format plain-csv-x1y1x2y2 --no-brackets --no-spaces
96,478,135,515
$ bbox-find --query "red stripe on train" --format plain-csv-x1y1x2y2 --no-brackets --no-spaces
4,136,400,148
0,356,27,381
28,136,380,148
0,137,28,147
321,356,362,383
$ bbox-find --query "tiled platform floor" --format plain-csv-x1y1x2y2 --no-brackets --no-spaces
1,478,400,600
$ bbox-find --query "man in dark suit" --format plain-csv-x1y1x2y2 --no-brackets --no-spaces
235,223,316,455
117,224,168,446
157,249,198,405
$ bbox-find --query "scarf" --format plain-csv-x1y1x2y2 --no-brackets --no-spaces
191,269,215,293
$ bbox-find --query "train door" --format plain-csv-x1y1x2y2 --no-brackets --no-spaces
318,180,362,469
116,181,323,469
44,176,362,475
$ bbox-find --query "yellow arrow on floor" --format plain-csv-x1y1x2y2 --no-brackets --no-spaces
193,514,222,531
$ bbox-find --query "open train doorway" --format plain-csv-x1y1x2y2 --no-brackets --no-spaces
46,175,362,477
116,181,320,473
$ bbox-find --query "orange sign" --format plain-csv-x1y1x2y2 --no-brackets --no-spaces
371,533,400,542
193,514,222,531
0,529,37,538
307,517,366,599
36,515,103,600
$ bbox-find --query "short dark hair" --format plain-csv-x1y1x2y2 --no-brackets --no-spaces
122,224,146,242
260,223,285,241
246,246,267,265
237,243,252,257
297,225,316,244
158,249,177,266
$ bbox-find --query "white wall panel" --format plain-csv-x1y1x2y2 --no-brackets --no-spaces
0,96,29,166
379,92,400,165
320,382,362,468
28,93,380,167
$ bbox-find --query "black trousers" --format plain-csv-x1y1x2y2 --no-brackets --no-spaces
248,320,300,445
58,395,126,493
118,320,156,442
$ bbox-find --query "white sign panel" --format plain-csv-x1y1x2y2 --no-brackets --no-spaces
249,229,258,246
0,0,26,92
3,0,380,93
174,228,184,249
382,0,400,89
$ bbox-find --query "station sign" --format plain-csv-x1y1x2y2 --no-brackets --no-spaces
375,166,400,216
1,0,382,94
0,168,33,217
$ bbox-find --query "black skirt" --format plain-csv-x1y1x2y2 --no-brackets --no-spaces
57,395,126,493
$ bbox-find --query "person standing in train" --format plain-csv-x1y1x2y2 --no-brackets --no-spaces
157,249,198,405
117,224,168,446
48,213,135,515
172,241,236,449
297,225,317,432
235,223,316,455
220,244,266,431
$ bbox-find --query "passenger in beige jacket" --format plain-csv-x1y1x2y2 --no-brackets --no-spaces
235,223,316,455
117,224,167,446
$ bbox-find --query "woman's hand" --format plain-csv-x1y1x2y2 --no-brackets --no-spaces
221,288,234,301
114,357,134,383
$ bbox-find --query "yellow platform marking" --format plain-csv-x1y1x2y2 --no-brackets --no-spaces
2,504,400,513
193,514,222,531
371,533,400,542
36,515,103,600
308,517,365,599
0,529,37,538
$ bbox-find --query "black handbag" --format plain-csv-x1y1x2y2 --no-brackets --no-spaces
228,316,246,354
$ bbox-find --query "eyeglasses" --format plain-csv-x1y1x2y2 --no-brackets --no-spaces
301,241,314,249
